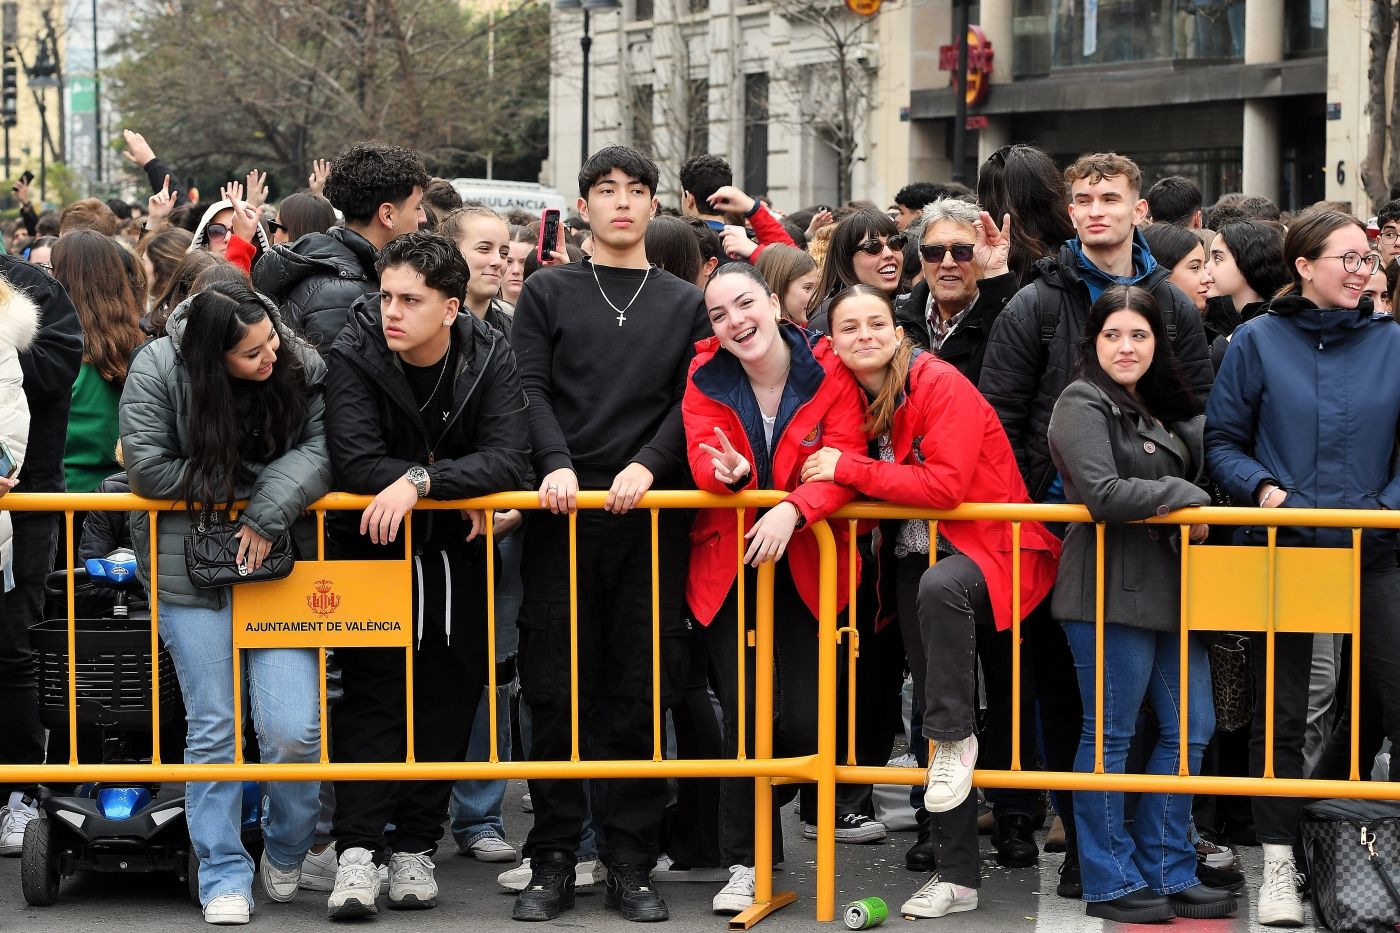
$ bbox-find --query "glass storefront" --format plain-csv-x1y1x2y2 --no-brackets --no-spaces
1014,1,1251,77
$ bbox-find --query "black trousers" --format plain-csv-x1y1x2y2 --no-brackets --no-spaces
0,512,57,786
664,620,724,869
897,554,990,888
709,561,820,867
518,509,688,869
331,544,487,861
1250,565,1400,844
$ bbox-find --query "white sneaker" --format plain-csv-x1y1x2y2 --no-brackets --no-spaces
259,850,300,903
1195,837,1237,869
900,874,978,919
521,793,533,812
924,735,978,813
203,893,251,925
498,857,604,891
1258,857,1305,927
301,842,389,893
327,847,379,919
0,793,39,856
464,833,519,863
712,865,756,915
387,851,437,909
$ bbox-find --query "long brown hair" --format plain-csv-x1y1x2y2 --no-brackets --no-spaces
138,226,195,302
51,230,145,384
828,284,911,438
754,244,817,324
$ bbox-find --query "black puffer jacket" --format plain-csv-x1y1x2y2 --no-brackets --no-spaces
253,226,379,352
1,254,83,493
324,297,532,558
977,245,1215,501
893,272,1019,386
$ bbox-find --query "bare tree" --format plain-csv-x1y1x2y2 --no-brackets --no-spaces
1362,1,1400,210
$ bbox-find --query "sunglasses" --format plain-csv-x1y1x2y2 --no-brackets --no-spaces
205,223,230,241
267,219,286,234
919,243,975,264
854,233,909,256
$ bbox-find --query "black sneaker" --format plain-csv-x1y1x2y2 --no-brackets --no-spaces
906,811,936,872
992,814,1038,868
604,864,669,922
1056,853,1082,899
512,857,576,922
1196,860,1246,894
803,813,888,844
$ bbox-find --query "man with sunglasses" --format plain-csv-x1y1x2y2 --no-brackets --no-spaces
893,197,1018,386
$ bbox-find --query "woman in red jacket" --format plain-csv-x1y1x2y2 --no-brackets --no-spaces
683,264,866,917
801,286,1061,920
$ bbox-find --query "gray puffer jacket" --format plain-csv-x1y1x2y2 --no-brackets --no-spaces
119,299,333,608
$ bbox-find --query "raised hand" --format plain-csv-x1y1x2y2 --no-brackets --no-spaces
722,227,757,260
308,158,332,196
707,184,756,217
147,174,175,228
973,210,1012,277
245,169,269,209
121,129,156,168
221,181,259,242
805,209,834,239
697,426,751,487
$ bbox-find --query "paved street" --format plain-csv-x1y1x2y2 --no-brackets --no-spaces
0,782,1298,931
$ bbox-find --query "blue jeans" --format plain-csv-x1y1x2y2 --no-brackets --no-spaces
449,680,513,847
160,601,321,907
1061,621,1214,902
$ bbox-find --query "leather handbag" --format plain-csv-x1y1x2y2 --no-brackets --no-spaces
1301,798,1400,932
183,517,295,590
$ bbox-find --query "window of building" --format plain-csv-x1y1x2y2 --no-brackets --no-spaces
1284,0,1326,56
631,84,654,157
689,0,709,12
634,0,653,21
685,78,710,160
1013,0,1243,77
744,73,769,197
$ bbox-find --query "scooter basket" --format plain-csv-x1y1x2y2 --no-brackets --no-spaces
30,618,181,731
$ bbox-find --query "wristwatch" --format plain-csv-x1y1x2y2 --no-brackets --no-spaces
405,466,430,498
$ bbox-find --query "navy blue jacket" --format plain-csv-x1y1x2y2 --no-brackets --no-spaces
1204,295,1400,560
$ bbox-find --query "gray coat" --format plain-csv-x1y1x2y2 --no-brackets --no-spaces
1047,380,1209,631
119,302,333,608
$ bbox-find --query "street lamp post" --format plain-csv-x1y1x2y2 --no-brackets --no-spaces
557,0,620,165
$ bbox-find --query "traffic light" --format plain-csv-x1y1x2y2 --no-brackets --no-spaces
1,45,15,129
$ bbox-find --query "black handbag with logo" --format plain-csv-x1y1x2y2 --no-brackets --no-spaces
1301,798,1400,932
183,518,295,590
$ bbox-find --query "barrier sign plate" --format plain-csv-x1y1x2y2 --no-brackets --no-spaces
232,560,412,648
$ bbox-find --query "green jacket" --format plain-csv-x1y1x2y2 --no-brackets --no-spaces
119,301,332,607
64,362,122,493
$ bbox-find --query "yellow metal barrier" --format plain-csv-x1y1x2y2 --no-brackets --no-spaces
7,492,1400,924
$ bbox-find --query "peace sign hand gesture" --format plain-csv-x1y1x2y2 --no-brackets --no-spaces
147,174,175,228
697,427,751,487
973,210,1012,278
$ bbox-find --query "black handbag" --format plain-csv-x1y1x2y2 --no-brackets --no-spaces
183,517,295,590
1301,798,1400,932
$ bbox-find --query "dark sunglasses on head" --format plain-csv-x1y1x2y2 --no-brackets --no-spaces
919,243,975,264
205,223,229,240
854,233,909,256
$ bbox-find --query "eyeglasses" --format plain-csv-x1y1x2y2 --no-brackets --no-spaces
854,233,909,256
31,261,50,272
1379,229,1400,244
267,219,286,234
1320,251,1381,275
206,223,230,241
919,242,975,264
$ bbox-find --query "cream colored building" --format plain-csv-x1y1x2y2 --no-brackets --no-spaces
549,2,1381,215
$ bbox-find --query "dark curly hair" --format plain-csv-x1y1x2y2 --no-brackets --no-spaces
377,230,471,304
679,154,732,209
322,143,430,224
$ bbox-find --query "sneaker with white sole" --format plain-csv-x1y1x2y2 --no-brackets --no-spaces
802,813,888,844
498,857,604,891
259,850,300,903
0,793,39,856
387,851,437,909
463,833,518,863
301,842,389,893
327,847,380,919
924,735,978,813
712,865,756,915
1257,857,1305,927
521,792,533,812
1195,837,1236,869
901,874,978,919
203,893,251,925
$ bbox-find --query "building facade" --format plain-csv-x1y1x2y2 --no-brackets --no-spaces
548,1,1379,215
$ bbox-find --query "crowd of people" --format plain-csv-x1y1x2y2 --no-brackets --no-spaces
0,131,1391,928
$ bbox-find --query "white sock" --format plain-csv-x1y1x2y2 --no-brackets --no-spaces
1262,843,1294,864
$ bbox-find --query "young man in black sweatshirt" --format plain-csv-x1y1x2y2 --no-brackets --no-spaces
509,146,709,923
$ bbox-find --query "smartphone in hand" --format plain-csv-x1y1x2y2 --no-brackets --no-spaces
0,438,20,479
537,209,561,263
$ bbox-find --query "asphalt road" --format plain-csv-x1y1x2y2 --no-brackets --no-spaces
0,784,1300,931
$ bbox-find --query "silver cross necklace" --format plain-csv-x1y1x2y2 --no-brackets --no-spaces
591,261,650,326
